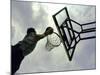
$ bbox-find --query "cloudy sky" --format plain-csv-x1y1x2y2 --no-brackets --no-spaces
11,0,96,74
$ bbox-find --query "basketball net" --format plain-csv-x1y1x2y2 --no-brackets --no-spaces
45,32,62,51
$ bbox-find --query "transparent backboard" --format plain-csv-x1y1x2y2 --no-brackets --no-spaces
53,7,96,61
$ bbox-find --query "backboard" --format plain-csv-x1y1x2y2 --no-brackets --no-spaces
52,7,78,61
52,7,96,61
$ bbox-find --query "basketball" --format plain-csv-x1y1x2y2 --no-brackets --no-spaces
45,27,54,35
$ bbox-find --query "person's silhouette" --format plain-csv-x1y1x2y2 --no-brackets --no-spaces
11,27,53,75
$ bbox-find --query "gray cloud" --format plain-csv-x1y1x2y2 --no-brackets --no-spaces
11,1,49,44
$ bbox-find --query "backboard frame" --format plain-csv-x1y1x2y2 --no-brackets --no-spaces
53,7,77,61
52,7,96,61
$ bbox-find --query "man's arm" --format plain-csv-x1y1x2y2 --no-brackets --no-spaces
37,33,47,40
37,27,54,40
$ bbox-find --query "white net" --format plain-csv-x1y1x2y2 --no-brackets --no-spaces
45,32,61,51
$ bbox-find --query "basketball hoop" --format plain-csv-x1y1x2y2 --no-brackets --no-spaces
45,32,62,51
52,7,96,61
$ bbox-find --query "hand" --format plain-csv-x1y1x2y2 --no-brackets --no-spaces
45,27,54,36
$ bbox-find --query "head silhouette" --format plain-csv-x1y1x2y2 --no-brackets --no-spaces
27,28,36,34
